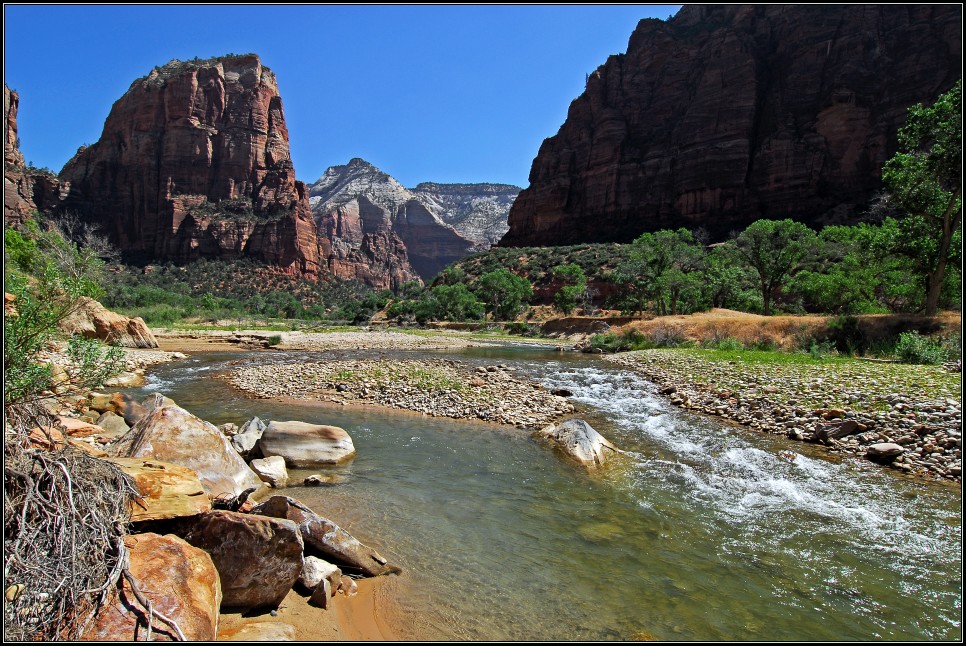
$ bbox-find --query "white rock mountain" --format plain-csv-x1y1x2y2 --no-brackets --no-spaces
308,158,519,282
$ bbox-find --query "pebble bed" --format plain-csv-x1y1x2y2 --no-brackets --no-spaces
227,358,576,428
606,349,962,482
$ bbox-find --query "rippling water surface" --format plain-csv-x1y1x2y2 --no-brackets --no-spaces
127,347,962,641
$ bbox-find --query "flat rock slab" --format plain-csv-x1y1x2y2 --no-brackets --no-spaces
218,622,298,641
108,458,211,522
83,532,221,641
111,405,262,500
258,421,356,467
176,510,304,612
253,495,399,577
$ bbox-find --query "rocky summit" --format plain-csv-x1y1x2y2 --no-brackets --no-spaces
309,158,518,285
58,54,325,276
501,5,962,246
4,84,64,225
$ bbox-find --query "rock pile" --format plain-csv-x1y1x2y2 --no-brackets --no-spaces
608,350,962,482
227,358,576,428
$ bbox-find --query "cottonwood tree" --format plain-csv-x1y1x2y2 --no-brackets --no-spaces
734,219,817,315
882,80,962,316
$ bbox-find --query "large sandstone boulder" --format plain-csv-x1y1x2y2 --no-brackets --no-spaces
253,495,399,577
175,510,304,611
59,296,158,348
110,405,262,499
257,421,356,467
108,458,211,522
537,419,621,467
82,533,221,641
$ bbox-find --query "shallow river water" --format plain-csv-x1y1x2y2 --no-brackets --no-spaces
126,345,962,641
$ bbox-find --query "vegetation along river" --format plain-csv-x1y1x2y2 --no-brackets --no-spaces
125,345,962,641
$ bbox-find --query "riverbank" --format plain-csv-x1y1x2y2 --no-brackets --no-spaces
606,349,962,482
226,357,576,428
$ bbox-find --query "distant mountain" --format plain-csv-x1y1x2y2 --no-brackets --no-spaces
502,4,962,246
308,158,519,281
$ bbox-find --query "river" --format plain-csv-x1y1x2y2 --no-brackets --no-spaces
125,345,962,641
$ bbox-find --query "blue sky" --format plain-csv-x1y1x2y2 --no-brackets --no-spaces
4,4,680,188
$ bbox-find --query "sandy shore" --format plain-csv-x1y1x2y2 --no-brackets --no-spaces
217,576,408,641
154,328,493,353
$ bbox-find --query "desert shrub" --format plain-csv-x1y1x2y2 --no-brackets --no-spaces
267,334,282,346
894,331,949,364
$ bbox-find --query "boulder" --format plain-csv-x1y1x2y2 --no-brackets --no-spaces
59,296,158,348
299,555,341,591
230,416,267,456
82,533,220,641
175,510,303,611
308,577,333,609
108,458,211,522
110,405,262,500
142,393,177,412
104,371,145,388
252,495,399,577
537,419,621,467
258,421,356,467
88,391,115,413
250,455,289,488
814,419,860,444
866,443,905,464
95,411,130,436
110,392,148,426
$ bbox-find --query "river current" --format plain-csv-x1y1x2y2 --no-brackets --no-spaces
125,345,962,641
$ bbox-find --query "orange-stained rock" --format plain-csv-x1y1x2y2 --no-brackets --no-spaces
83,533,221,641
108,458,211,522
175,510,303,611
110,405,262,500
59,297,158,349
502,5,962,246
59,55,322,277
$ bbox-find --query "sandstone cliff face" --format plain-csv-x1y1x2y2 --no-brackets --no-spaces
309,158,513,284
502,5,962,246
59,55,323,276
4,84,64,224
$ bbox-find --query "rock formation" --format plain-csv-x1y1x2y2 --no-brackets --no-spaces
309,158,519,284
58,55,324,276
502,5,962,246
4,84,64,224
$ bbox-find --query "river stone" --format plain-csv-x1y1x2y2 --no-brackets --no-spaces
175,510,303,611
250,455,289,488
537,419,621,467
82,532,221,641
308,577,333,609
252,495,399,577
257,421,356,467
95,411,130,436
110,405,262,499
814,420,860,444
300,555,341,591
108,457,211,522
866,443,905,464
231,416,267,456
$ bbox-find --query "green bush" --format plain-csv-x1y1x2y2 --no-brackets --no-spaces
894,331,949,364
267,334,282,346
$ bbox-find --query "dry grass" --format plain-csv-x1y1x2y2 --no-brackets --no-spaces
610,309,961,351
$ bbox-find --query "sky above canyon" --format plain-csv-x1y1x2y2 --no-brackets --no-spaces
4,4,680,188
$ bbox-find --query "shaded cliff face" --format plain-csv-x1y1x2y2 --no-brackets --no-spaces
308,158,514,283
502,5,962,246
4,84,64,224
59,55,323,275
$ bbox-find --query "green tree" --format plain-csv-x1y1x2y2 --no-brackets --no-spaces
551,263,587,314
882,80,962,315
474,269,532,320
734,219,817,315
428,284,485,321
611,229,704,315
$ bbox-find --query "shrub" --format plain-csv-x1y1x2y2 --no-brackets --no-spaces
894,331,949,364
267,334,282,346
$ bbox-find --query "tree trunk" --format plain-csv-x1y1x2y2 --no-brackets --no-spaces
761,281,771,316
925,191,961,316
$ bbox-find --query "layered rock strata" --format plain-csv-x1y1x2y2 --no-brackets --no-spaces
502,4,962,245
4,84,65,224
58,55,324,275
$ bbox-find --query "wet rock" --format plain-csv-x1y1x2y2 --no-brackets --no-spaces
258,421,356,467
304,474,347,486
537,419,621,467
110,405,263,499
83,533,220,641
252,495,399,577
175,510,303,611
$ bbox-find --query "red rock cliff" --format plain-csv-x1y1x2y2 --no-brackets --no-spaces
4,84,64,224
501,5,962,246
59,55,324,275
